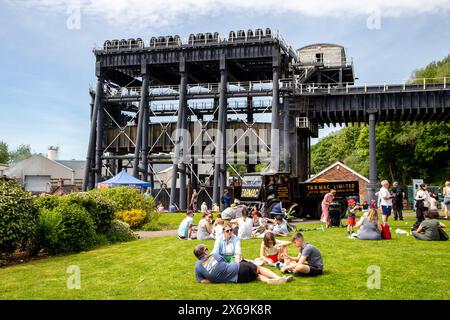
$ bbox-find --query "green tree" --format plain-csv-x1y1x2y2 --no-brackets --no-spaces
411,54,450,82
0,141,8,164
9,144,32,163
311,125,365,174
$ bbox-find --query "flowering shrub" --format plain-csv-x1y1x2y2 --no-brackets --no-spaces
105,219,137,243
115,209,148,229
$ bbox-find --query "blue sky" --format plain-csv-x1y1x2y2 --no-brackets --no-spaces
1,0,450,160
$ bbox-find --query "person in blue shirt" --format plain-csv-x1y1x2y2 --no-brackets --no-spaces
177,211,195,240
194,244,291,284
211,222,241,262
221,189,232,210
270,215,289,237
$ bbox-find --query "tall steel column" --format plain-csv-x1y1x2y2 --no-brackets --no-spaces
213,57,227,208
141,72,150,182
170,58,188,209
246,96,256,173
179,72,188,210
289,117,298,178
95,102,105,185
366,112,378,202
283,102,290,172
83,75,103,191
270,65,280,172
132,69,149,178
89,94,96,189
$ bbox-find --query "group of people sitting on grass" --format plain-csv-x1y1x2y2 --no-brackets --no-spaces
346,202,447,241
193,230,323,285
177,200,291,241
320,183,448,241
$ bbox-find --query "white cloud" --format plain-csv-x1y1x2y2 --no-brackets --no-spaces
10,0,450,31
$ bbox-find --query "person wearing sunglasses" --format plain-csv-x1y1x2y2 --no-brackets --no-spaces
211,222,242,263
193,244,291,285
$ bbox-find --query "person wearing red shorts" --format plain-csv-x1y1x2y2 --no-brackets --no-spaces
347,199,358,236
254,232,291,267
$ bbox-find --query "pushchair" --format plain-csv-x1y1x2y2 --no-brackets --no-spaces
264,196,297,232
328,201,343,227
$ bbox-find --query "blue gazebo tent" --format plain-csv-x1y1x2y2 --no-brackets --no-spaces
97,170,150,190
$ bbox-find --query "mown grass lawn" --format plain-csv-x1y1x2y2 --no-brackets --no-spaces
153,212,205,230
1,216,449,300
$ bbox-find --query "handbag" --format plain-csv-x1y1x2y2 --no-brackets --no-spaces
381,224,392,239
438,228,449,241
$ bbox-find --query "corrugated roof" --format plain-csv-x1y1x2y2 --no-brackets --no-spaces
55,160,85,170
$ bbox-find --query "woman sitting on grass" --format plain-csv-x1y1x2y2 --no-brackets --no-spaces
254,232,291,267
412,211,447,241
197,212,214,240
252,210,268,238
212,216,224,239
231,210,253,240
211,222,242,262
251,210,264,228
354,209,382,240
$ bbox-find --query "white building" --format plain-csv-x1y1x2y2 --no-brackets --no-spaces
297,43,347,67
4,147,85,193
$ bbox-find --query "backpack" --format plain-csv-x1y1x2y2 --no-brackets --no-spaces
381,224,392,239
438,228,449,241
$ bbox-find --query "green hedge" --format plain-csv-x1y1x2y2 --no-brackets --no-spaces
0,181,39,255
55,203,97,253
1,184,149,258
30,209,62,256
60,193,115,234
34,194,60,211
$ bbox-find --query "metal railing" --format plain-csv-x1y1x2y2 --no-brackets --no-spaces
280,77,448,94
103,80,275,98
296,117,318,136
98,77,449,98
147,100,273,113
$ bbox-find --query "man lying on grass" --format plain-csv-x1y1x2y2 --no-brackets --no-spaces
193,244,292,285
280,232,323,277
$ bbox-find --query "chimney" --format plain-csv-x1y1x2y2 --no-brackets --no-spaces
47,146,59,161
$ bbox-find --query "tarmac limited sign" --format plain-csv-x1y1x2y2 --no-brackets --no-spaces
302,181,359,198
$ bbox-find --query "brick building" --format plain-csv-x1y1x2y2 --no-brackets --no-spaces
307,161,369,201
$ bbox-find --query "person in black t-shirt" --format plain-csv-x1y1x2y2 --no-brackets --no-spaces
391,181,405,221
